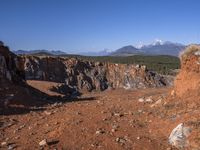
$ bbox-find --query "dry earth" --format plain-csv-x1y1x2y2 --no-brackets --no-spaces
1,80,178,150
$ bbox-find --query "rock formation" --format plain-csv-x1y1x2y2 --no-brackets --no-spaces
21,56,168,92
174,45,200,97
168,45,200,149
0,44,24,84
0,43,172,106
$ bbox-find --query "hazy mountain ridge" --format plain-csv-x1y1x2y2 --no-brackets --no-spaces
13,49,67,56
111,41,186,56
13,41,187,57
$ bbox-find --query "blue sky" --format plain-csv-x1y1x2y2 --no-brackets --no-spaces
0,0,200,52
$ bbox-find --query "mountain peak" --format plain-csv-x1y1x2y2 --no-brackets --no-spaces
152,39,164,46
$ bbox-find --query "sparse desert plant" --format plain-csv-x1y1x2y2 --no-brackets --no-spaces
180,45,200,60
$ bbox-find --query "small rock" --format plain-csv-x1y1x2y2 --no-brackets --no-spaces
112,124,119,129
44,111,52,115
97,100,101,104
101,110,106,114
151,99,162,107
145,97,153,103
75,112,81,115
15,136,20,139
8,145,14,150
169,123,191,149
138,98,145,102
1,141,7,146
39,139,47,146
170,90,175,96
114,113,124,117
111,128,117,132
96,129,105,134
116,137,126,144
8,94,14,97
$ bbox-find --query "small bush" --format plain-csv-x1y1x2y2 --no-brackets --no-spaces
180,45,200,60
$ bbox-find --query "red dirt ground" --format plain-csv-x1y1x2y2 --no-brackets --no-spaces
1,77,200,150
0,80,182,150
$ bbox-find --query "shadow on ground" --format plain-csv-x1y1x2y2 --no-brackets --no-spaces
0,81,96,116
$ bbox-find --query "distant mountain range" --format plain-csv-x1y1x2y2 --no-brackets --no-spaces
80,49,112,56
110,41,186,56
13,49,67,56
13,40,188,57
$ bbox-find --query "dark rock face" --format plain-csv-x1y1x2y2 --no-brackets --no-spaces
0,45,24,84
21,56,168,92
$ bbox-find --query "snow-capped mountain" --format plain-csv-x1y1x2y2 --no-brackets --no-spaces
110,40,186,56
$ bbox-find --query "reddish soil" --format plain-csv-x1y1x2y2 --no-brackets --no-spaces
1,80,180,150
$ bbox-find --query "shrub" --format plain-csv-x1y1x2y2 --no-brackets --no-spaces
180,45,200,60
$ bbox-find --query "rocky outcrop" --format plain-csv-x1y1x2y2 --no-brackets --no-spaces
20,56,168,92
174,45,200,97
0,43,170,95
168,45,200,149
0,44,24,84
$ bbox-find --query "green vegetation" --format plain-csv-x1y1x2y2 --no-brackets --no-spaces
67,55,180,75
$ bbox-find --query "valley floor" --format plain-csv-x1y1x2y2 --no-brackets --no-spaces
0,81,189,149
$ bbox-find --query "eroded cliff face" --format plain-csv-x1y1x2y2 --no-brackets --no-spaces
174,45,200,97
0,44,24,84
0,43,170,96
20,56,168,92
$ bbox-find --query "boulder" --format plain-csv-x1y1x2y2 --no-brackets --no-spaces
169,123,191,149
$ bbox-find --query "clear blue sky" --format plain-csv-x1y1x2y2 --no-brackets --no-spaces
0,0,200,52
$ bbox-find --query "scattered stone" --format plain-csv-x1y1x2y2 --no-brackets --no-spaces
137,136,140,140
139,97,153,103
96,129,105,134
8,94,14,97
116,137,126,144
97,100,101,104
8,145,14,150
170,90,175,96
44,111,52,115
138,110,143,113
19,124,25,129
112,124,119,130
114,113,124,117
75,111,81,115
1,141,7,146
111,128,117,132
101,110,106,114
145,97,153,103
151,99,163,107
102,118,108,121
138,98,145,102
52,102,62,107
39,139,48,147
169,123,192,149
15,136,20,139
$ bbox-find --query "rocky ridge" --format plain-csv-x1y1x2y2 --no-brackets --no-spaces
21,55,168,93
